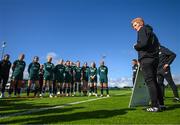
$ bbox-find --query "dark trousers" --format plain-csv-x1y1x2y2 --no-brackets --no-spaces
132,77,135,85
157,68,179,98
140,58,164,107
0,77,8,93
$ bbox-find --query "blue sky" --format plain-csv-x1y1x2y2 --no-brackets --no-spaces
0,0,180,84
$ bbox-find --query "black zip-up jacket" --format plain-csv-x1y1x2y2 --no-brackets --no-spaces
0,60,11,78
158,45,176,70
134,25,160,61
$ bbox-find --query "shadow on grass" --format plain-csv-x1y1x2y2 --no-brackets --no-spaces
166,103,180,111
0,107,135,124
0,97,64,116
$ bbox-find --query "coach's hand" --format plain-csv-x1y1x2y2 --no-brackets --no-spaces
163,64,169,70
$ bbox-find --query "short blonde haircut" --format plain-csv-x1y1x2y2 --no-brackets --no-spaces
131,17,145,26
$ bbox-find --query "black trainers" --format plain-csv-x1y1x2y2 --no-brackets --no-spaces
146,107,160,112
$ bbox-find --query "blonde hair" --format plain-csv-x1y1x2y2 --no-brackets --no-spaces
131,17,145,26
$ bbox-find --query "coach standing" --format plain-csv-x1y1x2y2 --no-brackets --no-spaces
131,17,164,112
0,54,11,98
157,45,179,101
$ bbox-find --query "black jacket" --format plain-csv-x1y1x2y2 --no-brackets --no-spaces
158,45,176,70
0,60,11,78
134,25,160,61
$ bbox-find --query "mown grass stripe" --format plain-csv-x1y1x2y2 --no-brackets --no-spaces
0,92,130,119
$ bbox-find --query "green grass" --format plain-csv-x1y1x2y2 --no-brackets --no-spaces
0,89,180,124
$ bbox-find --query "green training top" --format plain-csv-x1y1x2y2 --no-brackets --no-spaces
43,62,54,77
74,66,82,80
64,66,73,78
54,64,65,79
88,67,97,77
28,62,40,77
98,66,108,79
12,60,26,77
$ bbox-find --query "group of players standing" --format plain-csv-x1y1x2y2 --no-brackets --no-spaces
0,53,109,98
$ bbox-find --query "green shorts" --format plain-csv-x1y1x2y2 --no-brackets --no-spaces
55,78,64,83
29,75,39,81
89,77,97,83
64,76,72,83
99,78,108,83
12,74,23,81
44,75,53,81
55,74,64,82
75,77,81,82
82,77,88,82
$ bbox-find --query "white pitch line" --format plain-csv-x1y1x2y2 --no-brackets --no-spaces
0,92,129,119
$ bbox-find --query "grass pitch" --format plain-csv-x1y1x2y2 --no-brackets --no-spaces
0,89,180,124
